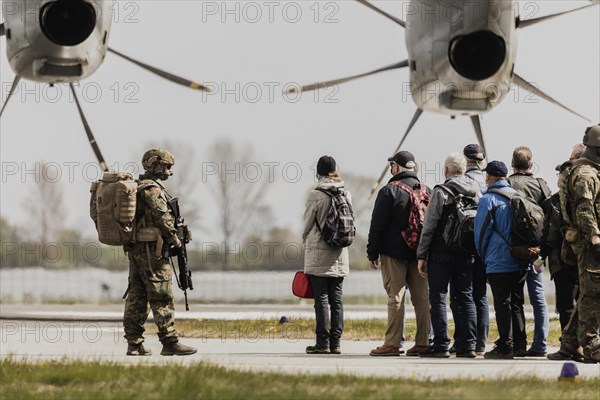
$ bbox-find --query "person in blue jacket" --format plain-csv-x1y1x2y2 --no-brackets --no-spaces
474,161,528,359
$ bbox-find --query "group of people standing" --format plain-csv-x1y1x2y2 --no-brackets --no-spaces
302,125,600,364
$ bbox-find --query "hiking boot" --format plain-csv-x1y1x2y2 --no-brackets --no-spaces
306,345,330,354
370,345,402,356
330,346,341,355
484,346,514,360
406,345,430,357
547,343,584,362
126,343,152,356
419,349,450,358
160,342,197,356
456,350,477,358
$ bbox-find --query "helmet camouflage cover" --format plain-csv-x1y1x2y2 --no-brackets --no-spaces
582,125,600,148
142,148,175,171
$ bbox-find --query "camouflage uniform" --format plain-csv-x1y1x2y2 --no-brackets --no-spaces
123,151,182,346
559,156,600,360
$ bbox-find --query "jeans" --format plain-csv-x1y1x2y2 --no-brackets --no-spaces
308,275,344,349
527,270,549,352
552,267,579,332
428,253,476,352
488,270,528,352
451,258,489,351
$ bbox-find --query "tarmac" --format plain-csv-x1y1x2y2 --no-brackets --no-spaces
1,304,599,380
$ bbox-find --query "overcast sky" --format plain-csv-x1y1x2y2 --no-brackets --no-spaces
1,0,599,240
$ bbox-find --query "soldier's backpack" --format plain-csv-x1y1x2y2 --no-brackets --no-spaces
89,172,157,246
315,188,355,248
486,188,545,262
437,185,478,255
388,181,430,251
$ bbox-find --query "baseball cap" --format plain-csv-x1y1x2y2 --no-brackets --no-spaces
463,144,486,161
483,160,508,177
388,151,416,169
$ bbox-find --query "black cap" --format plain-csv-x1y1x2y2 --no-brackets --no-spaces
388,151,416,169
556,160,573,173
316,155,336,176
463,144,486,161
483,160,508,177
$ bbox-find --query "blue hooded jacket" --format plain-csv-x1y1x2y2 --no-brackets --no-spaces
474,180,522,274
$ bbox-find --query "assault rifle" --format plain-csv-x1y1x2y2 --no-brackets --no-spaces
168,198,194,311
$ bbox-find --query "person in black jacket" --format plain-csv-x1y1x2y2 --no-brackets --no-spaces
537,161,578,331
367,151,431,357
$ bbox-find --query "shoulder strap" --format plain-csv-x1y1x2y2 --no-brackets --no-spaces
435,184,456,197
536,178,552,201
315,187,334,197
137,179,160,192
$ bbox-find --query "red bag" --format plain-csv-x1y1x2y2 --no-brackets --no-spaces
292,271,314,299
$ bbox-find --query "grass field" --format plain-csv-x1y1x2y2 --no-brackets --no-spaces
157,317,564,347
1,359,598,400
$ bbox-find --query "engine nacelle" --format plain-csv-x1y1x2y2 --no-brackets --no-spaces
2,0,112,83
405,0,518,116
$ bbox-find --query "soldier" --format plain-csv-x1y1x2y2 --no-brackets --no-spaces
124,148,197,356
552,126,600,364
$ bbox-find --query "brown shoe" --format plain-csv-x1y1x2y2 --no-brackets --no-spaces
370,345,403,356
406,345,430,357
547,342,584,362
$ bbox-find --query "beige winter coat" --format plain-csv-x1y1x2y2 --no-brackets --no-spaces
302,177,351,277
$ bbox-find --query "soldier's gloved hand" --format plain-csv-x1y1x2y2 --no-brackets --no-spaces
169,237,183,256
592,243,600,261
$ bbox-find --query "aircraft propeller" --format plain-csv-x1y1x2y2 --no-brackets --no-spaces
513,73,591,123
286,60,409,94
518,3,597,28
108,48,212,92
0,75,21,118
69,84,109,172
355,0,405,27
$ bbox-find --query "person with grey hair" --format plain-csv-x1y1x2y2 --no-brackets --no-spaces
417,153,481,358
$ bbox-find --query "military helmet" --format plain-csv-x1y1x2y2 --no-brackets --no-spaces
583,125,600,147
142,148,175,170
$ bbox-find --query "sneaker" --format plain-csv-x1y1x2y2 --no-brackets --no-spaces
456,350,477,358
525,348,547,357
406,345,430,357
484,346,514,360
126,343,152,356
306,345,330,354
419,349,450,358
330,347,341,355
370,345,402,356
475,347,486,356
160,342,197,356
514,348,527,357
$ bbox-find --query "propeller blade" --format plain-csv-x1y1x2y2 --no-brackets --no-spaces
69,84,109,172
108,48,212,92
0,23,5,36
355,0,405,27
470,115,487,156
369,108,423,200
288,60,409,94
513,73,591,122
519,4,596,28
0,75,21,118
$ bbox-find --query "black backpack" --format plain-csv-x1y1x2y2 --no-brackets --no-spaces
437,185,478,255
315,188,356,248
486,188,545,261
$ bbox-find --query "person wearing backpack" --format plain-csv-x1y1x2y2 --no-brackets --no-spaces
474,161,528,360
416,153,480,358
508,146,551,357
123,148,197,357
367,151,431,357
302,155,353,355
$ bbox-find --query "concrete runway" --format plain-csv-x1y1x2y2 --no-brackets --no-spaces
1,319,599,380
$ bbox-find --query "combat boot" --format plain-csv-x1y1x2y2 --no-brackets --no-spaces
547,342,584,362
583,346,600,364
126,343,152,356
160,341,197,356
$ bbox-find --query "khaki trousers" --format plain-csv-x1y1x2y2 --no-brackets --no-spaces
380,255,430,347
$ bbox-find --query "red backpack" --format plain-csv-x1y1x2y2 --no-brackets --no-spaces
388,181,430,250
